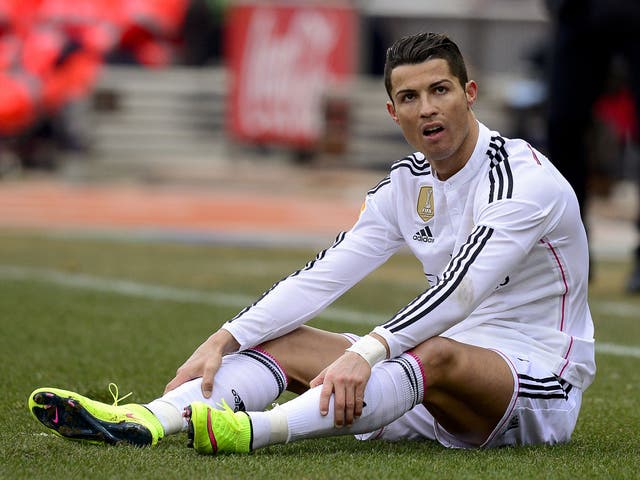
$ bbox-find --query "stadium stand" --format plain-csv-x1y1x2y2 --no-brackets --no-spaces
0,0,190,170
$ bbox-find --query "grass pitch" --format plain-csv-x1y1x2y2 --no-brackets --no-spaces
1,232,639,479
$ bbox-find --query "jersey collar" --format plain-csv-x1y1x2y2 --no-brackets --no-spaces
432,121,491,190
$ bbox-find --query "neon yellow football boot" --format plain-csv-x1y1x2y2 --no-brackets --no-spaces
28,384,164,447
185,399,252,454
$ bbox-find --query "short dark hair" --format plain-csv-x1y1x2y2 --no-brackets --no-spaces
383,32,469,100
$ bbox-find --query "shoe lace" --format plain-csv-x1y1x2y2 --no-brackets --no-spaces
216,398,243,432
108,382,133,406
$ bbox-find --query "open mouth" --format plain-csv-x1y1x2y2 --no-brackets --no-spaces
423,126,444,137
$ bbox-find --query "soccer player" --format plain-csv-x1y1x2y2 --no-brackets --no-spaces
29,32,595,452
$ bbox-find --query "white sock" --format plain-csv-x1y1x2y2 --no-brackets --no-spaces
147,348,288,435
248,353,425,449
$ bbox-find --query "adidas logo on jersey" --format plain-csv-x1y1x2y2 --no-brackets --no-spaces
413,226,435,243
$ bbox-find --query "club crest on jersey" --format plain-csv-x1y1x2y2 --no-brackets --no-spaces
417,186,434,222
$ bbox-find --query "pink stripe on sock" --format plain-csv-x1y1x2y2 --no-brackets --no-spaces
406,351,427,403
250,347,289,386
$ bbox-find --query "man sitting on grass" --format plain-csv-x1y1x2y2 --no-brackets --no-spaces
29,32,595,452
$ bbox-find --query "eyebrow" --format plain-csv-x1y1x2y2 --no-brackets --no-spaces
394,78,453,100
429,79,453,89
394,88,416,100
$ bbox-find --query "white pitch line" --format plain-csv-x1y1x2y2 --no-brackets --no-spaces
0,265,383,326
2,265,639,359
0,265,255,310
596,342,640,359
590,301,639,319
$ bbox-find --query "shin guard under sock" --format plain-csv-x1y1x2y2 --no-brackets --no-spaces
148,348,288,434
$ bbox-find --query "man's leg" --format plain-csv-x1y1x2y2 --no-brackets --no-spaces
185,336,515,453
259,325,353,393
149,325,350,434
185,349,427,453
28,326,346,446
267,336,513,448
411,337,514,446
183,326,360,451
148,348,289,434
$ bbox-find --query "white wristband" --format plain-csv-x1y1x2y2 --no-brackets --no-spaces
346,335,387,367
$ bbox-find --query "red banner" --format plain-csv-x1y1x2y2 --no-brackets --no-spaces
225,2,357,148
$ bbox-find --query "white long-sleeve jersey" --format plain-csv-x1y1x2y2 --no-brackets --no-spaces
222,122,596,390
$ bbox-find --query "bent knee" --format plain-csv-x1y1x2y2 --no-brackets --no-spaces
413,337,459,372
411,337,463,384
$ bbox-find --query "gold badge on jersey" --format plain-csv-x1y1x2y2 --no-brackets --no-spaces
417,186,434,222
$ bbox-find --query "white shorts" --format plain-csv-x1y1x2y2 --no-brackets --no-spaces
355,350,583,448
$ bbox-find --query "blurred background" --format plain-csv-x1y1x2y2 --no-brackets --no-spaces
0,0,558,170
0,0,638,288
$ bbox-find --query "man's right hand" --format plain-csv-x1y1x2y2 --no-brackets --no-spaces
164,329,240,398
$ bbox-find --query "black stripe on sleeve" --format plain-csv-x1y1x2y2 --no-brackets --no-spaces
367,176,391,195
383,225,494,333
495,161,505,201
230,231,347,321
488,168,496,204
503,155,514,199
390,153,432,177
486,135,513,203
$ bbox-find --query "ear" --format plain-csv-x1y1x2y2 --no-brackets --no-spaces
386,101,399,124
465,80,478,108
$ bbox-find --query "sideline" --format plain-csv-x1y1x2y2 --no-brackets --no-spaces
2,265,639,359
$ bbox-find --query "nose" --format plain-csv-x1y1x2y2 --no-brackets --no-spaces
418,93,437,117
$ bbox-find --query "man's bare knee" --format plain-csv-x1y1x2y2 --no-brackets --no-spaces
258,326,350,392
412,337,460,387
410,337,515,443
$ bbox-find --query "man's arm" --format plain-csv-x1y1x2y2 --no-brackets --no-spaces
374,188,560,359
223,184,403,351
165,180,402,396
315,190,556,427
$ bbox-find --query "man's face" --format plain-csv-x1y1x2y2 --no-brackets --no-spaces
386,58,477,179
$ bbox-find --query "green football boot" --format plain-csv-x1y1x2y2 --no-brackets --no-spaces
28,384,164,447
185,399,252,454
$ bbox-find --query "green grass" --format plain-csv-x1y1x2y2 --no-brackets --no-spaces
1,231,639,479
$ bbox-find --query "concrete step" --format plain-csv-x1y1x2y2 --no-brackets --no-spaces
84,66,510,167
